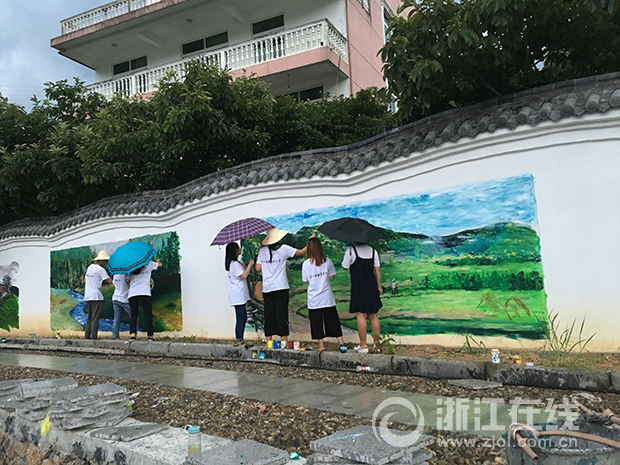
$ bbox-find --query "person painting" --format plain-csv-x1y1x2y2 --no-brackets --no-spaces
225,242,254,346
128,258,162,341
256,228,313,346
342,241,383,353
111,273,131,340
302,237,347,353
84,250,113,340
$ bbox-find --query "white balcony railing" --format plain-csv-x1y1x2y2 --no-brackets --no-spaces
61,0,165,35
88,19,348,100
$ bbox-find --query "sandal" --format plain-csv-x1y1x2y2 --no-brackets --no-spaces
354,345,369,354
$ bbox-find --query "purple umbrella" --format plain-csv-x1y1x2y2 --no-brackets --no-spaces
210,217,275,246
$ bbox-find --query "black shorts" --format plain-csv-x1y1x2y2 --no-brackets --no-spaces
308,306,343,340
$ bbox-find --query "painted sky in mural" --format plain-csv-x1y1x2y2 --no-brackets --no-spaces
252,175,547,340
50,232,182,334
269,175,538,236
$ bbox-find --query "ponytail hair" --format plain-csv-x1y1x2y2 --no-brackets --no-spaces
225,243,240,271
307,237,326,267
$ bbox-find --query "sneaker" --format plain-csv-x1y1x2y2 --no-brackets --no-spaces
129,336,136,341
354,345,369,354
148,337,154,341
340,344,348,353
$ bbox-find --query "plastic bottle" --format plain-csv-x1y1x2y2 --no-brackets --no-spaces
185,425,201,455
356,366,375,372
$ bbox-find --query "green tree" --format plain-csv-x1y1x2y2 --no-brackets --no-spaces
381,0,620,123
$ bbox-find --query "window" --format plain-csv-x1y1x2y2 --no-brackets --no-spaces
113,56,147,75
284,86,323,103
182,32,228,56
252,15,284,36
206,32,228,49
383,1,393,42
183,39,204,55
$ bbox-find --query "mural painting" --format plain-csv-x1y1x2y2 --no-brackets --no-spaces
50,232,182,334
0,261,19,332
242,175,547,340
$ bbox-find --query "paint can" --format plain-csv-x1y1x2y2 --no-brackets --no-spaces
273,340,280,349
491,349,500,364
287,341,294,349
293,341,300,350
259,349,266,360
251,349,259,359
30,333,36,340
267,340,274,349
512,355,523,365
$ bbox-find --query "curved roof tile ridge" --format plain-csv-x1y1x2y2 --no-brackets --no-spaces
2,71,620,240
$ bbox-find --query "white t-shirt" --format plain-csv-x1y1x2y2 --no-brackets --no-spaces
84,264,110,301
128,261,159,298
302,258,336,309
112,274,130,303
257,244,296,293
341,245,380,269
228,261,250,306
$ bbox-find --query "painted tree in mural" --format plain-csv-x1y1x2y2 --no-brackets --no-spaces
381,0,620,123
0,263,19,331
156,232,181,276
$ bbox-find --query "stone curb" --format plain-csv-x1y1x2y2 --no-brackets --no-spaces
2,338,617,393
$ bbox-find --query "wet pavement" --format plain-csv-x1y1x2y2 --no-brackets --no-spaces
0,352,549,437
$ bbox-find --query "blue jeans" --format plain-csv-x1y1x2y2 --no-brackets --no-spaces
234,304,247,342
112,300,131,339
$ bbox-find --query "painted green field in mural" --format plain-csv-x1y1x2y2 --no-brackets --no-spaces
257,175,549,340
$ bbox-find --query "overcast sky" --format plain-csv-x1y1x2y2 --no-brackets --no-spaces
0,0,104,109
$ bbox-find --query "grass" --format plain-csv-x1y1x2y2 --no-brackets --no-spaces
537,311,596,369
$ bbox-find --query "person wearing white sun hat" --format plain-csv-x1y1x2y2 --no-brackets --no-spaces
256,227,314,345
84,250,113,340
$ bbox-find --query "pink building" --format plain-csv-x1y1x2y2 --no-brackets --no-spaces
51,0,400,100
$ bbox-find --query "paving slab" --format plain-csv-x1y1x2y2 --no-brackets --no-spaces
310,426,409,465
19,377,78,398
448,379,503,390
90,423,168,441
184,438,289,465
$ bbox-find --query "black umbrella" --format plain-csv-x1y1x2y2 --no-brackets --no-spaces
318,217,384,243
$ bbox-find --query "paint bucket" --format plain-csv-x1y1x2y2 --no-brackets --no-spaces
492,349,500,364
267,340,274,349
251,349,258,359
512,355,523,365
259,350,266,360
293,341,300,350
287,341,294,349
273,340,280,349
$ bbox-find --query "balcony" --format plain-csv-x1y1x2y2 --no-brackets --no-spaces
87,19,348,100
60,0,166,34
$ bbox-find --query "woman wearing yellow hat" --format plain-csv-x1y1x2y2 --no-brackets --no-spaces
256,228,313,346
84,250,113,340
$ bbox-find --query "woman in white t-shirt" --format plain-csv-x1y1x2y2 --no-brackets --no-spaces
302,238,346,352
225,242,254,346
128,258,162,341
256,228,312,346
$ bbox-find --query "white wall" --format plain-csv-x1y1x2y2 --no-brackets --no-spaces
1,112,620,350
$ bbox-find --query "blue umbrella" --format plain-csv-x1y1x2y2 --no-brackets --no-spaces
108,241,156,275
